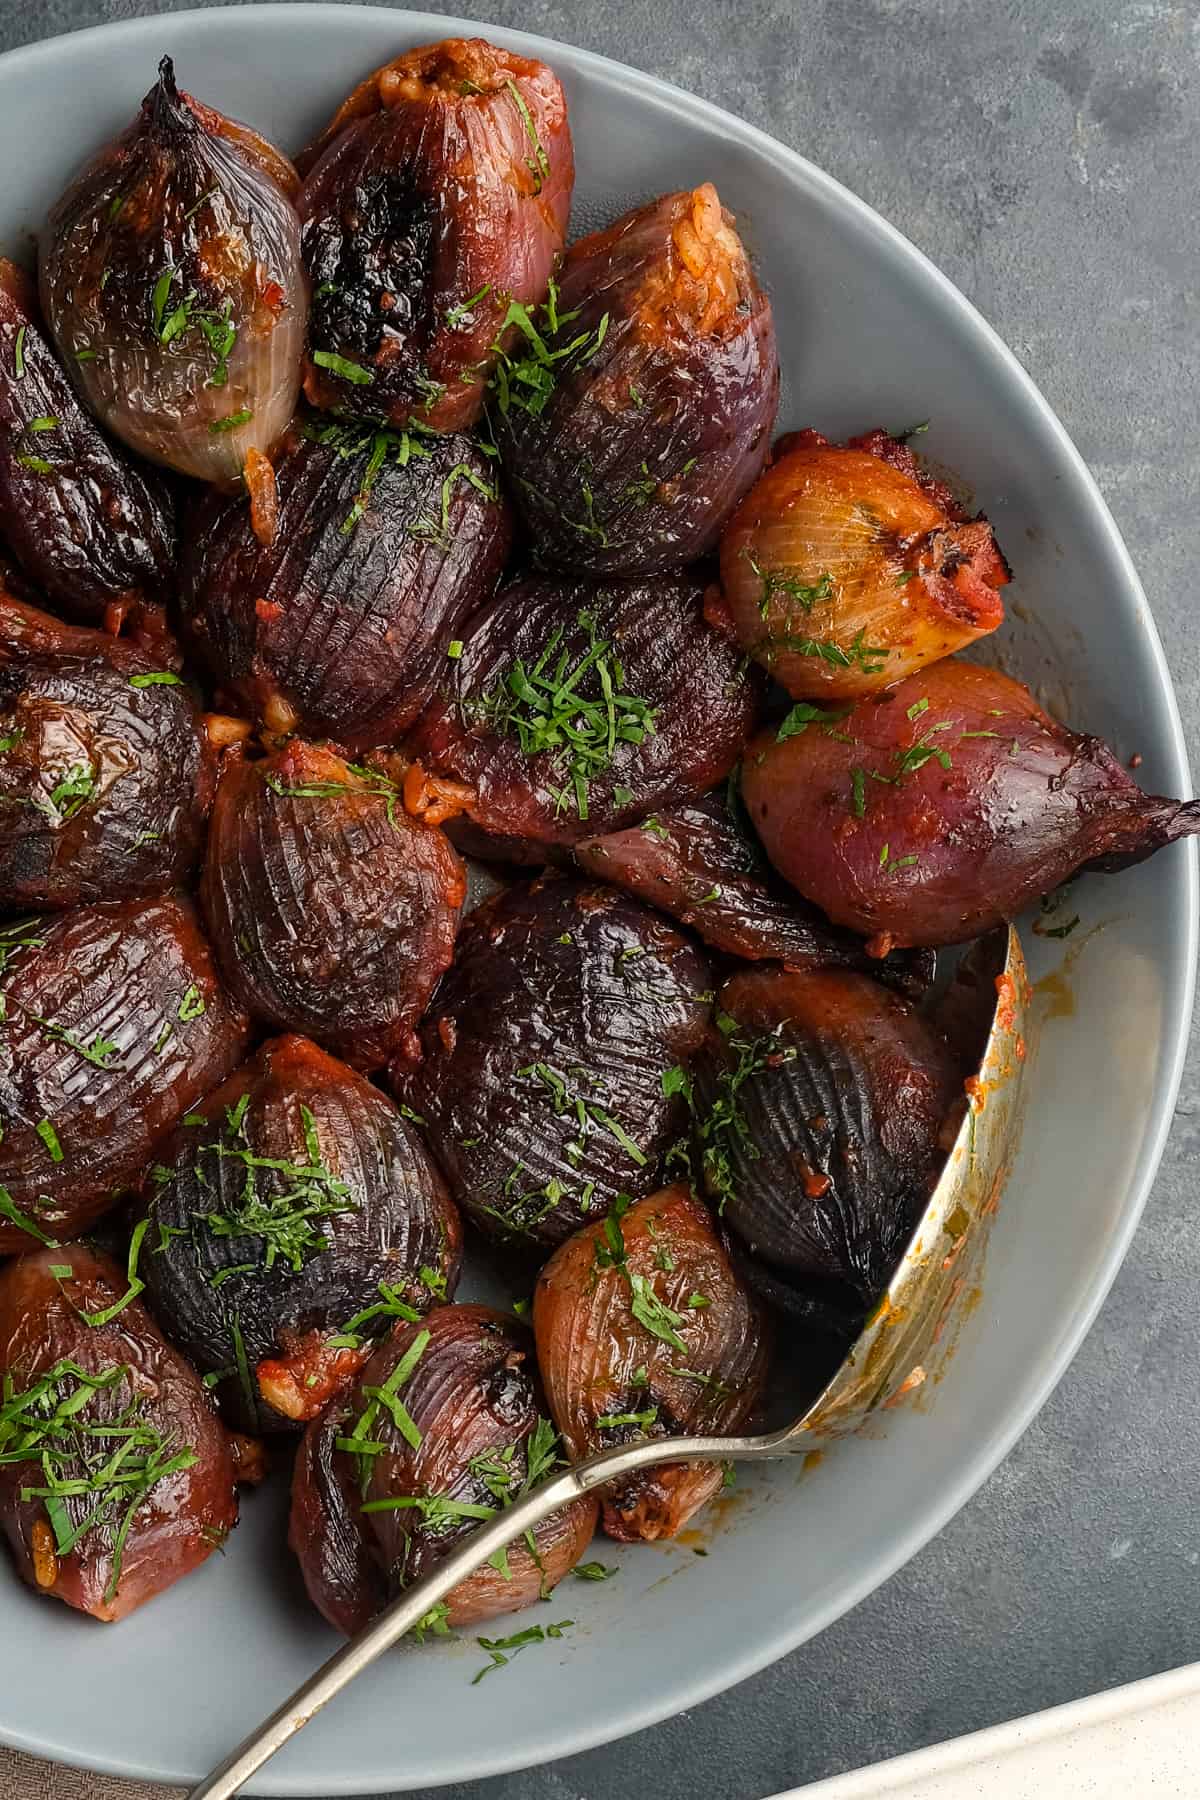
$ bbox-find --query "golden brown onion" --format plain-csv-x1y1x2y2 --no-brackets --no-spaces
39,57,307,485
533,1184,769,1542
720,428,1008,698
290,1305,597,1634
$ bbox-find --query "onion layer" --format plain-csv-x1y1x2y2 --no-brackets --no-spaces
298,37,573,432
201,740,465,1068
179,423,510,749
741,657,1200,947
291,1305,597,1634
720,429,1008,699
0,1245,239,1621
406,574,759,850
39,57,306,484
397,878,711,1248
0,894,251,1252
576,789,933,999
0,585,215,910
0,261,175,625
140,1034,462,1433
689,968,962,1308
533,1183,769,1541
495,185,779,575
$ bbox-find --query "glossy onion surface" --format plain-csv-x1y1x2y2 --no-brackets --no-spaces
141,1034,461,1432
201,740,465,1067
0,895,251,1252
291,1304,597,1635
720,428,1008,699
742,658,1200,948
576,788,933,1000
298,37,573,432
534,1183,769,1541
0,1245,238,1621
690,968,961,1310
39,58,306,484
497,185,778,575
0,587,215,910
407,575,758,848
0,261,174,624
180,424,510,746
398,878,711,1248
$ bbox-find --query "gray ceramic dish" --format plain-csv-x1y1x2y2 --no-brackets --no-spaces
0,9,1193,1796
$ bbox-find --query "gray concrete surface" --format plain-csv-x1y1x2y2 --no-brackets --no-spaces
3,1,1198,1795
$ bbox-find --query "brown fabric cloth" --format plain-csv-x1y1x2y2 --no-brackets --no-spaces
0,1748,181,1798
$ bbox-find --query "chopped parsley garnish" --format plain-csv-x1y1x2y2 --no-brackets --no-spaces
151,270,237,385
302,416,435,532
893,721,954,777
0,729,23,755
769,626,888,674
129,671,184,689
409,461,497,551
682,1024,798,1214
447,639,464,659
519,1062,647,1167
177,985,205,1022
16,455,55,475
596,1404,659,1429
776,701,852,743
445,284,493,329
13,325,25,379
263,763,403,828
573,1561,617,1581
35,763,96,824
25,1017,120,1069
341,1328,429,1481
80,1218,151,1329
488,277,609,418
475,608,657,820
472,1620,573,1684
209,408,253,434
312,347,374,386
0,1188,58,1246
35,1120,63,1163
746,553,835,620
505,78,551,193
0,1358,198,1603
628,1273,687,1352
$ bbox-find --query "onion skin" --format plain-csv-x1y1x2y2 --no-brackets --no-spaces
297,38,573,432
0,1245,239,1621
139,1034,462,1434
407,575,759,850
497,186,778,576
534,1184,769,1541
741,658,1200,948
179,424,510,748
0,894,250,1252
576,789,933,1000
0,261,175,624
720,428,1008,699
201,740,465,1067
39,58,306,485
291,1305,597,1635
691,968,961,1307
397,878,711,1248
0,586,215,910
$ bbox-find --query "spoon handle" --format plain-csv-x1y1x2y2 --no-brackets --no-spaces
187,1432,765,1800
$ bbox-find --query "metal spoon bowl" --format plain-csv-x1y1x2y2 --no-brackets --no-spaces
190,925,1028,1800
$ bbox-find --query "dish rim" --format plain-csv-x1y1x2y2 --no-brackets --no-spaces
0,6,1194,1791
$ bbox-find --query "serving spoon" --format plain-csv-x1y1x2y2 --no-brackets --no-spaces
189,925,1028,1800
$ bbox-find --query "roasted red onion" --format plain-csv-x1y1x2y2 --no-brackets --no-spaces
495,185,778,575
291,1305,597,1634
179,421,510,746
39,57,306,485
297,37,573,432
397,878,711,1248
534,1183,769,1541
0,585,215,910
0,894,250,1252
0,260,175,625
720,429,1008,699
576,788,933,999
406,574,759,849
688,968,961,1309
741,658,1200,948
0,1245,241,1621
201,740,465,1067
139,1034,462,1433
